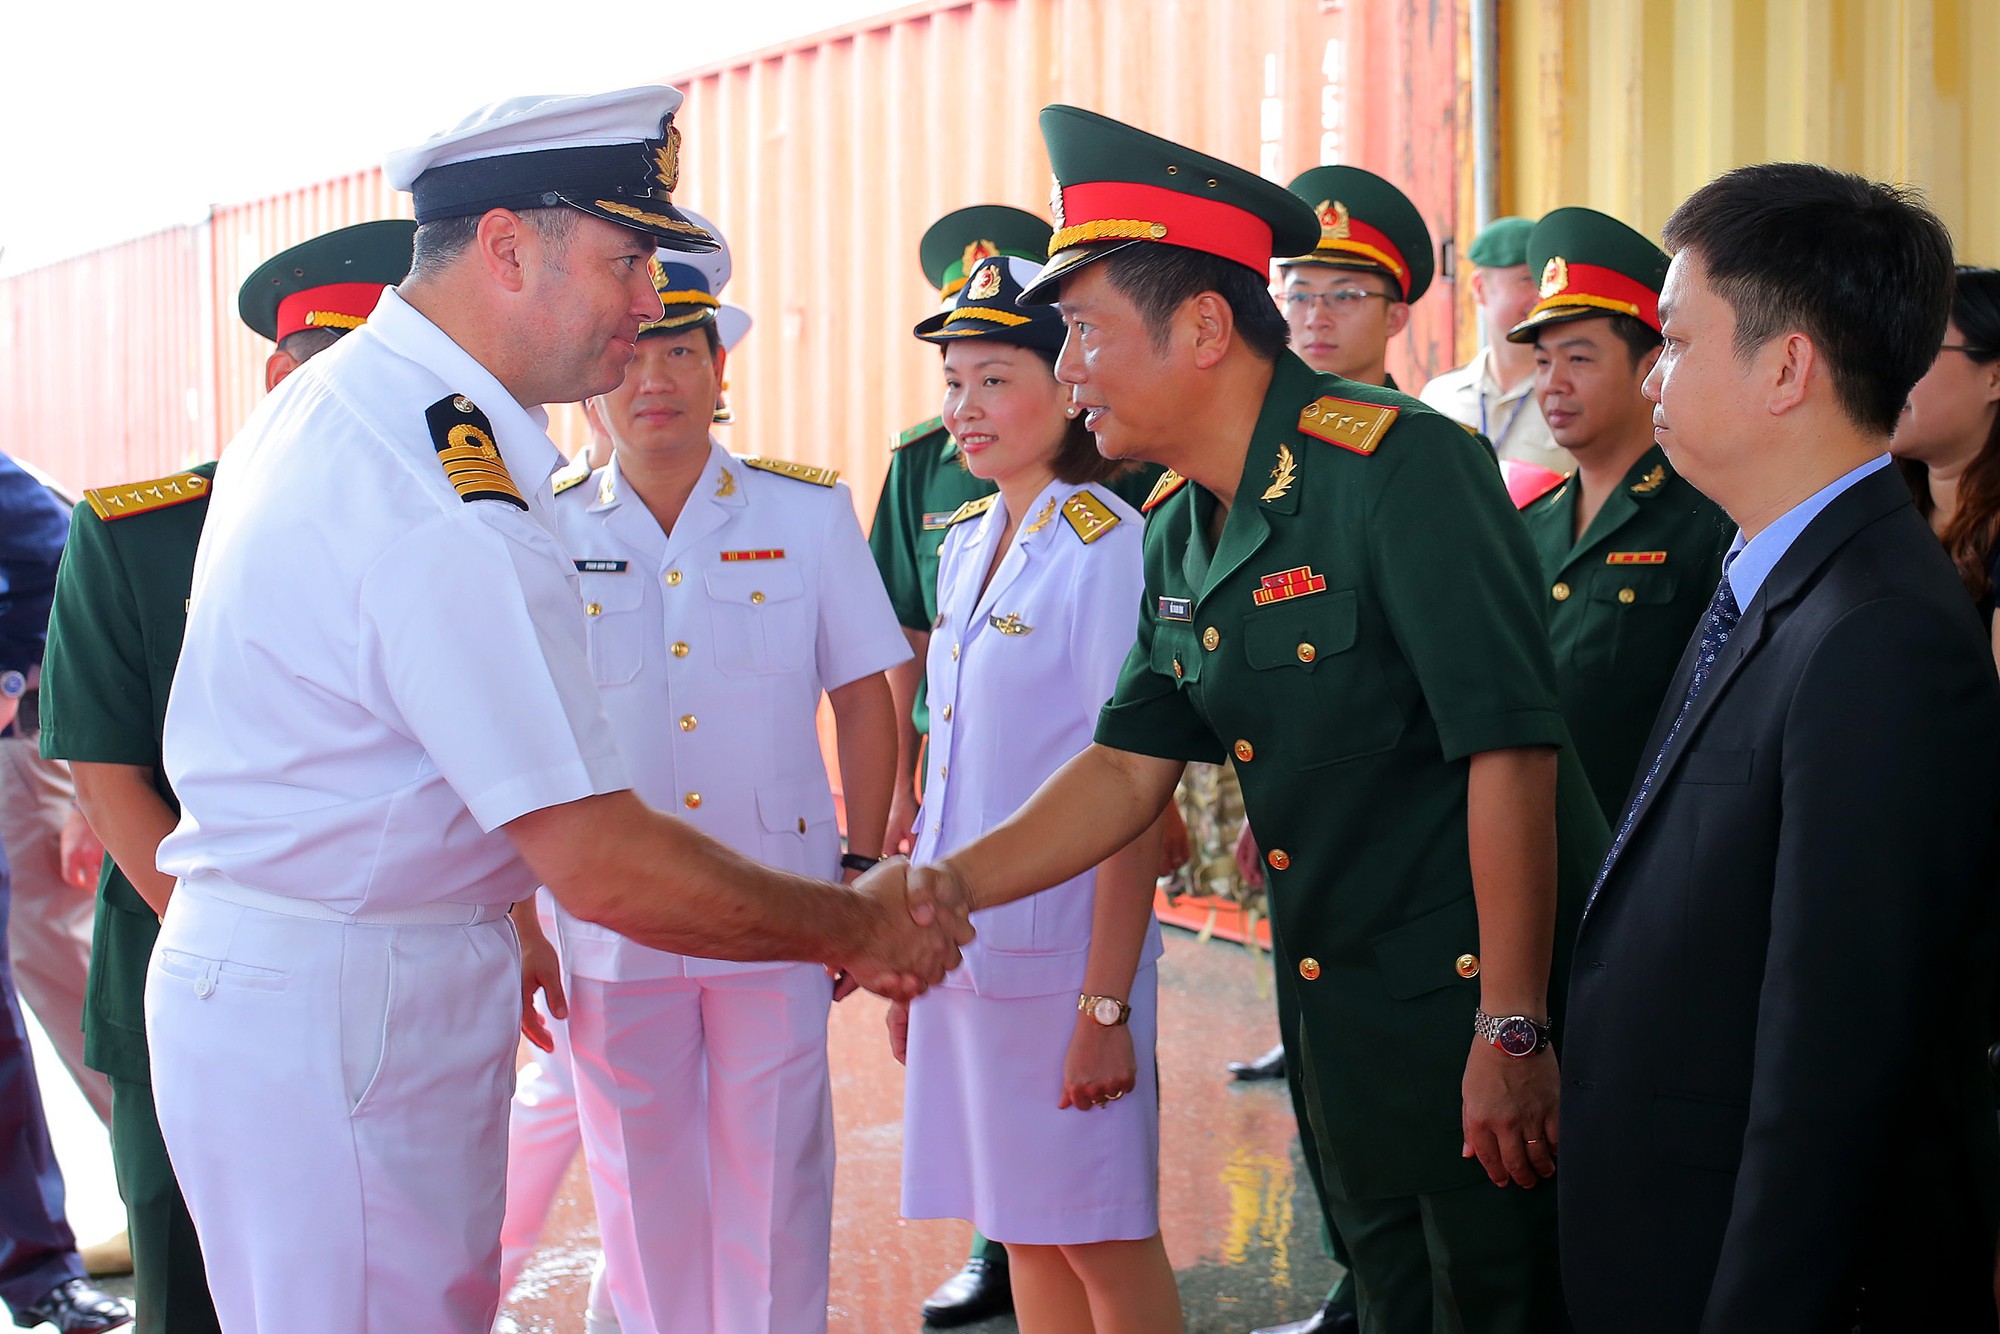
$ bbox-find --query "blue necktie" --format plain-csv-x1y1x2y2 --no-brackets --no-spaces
1589,573,1741,907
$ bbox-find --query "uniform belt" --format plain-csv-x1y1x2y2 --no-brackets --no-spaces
181,875,511,926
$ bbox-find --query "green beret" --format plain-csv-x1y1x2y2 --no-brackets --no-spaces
1467,215,1534,268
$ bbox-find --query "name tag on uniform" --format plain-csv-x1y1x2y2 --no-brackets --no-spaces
1252,565,1327,605
720,549,785,562
1157,596,1192,622
573,559,628,573
921,511,958,530
1605,551,1668,565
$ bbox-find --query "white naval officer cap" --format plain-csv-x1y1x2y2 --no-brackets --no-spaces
716,304,752,352
383,85,717,253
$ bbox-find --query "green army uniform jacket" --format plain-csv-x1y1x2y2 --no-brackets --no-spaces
868,417,1160,731
1095,354,1608,1201
38,462,214,1084
1519,446,1730,819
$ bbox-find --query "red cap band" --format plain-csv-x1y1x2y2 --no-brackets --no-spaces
1054,181,1274,274
1532,261,1661,331
1311,216,1411,296
274,282,392,343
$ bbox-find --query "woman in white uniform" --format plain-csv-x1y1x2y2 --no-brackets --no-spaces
891,254,1183,1332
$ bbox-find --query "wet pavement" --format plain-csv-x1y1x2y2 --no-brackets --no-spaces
35,926,1341,1332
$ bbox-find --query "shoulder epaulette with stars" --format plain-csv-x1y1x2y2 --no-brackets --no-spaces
83,469,210,522
426,394,526,511
743,457,839,487
1142,469,1188,513
1297,396,1398,456
946,494,998,526
892,417,945,452
1061,490,1121,544
550,458,591,496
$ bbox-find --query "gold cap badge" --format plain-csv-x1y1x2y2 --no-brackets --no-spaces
967,262,1004,301
1317,200,1351,241
653,125,681,194
1540,255,1569,299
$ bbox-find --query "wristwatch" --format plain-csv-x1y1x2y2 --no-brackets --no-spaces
1078,994,1132,1027
838,853,881,874
0,670,24,701
1474,1010,1551,1058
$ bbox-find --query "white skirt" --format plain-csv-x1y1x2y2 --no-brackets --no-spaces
900,964,1160,1244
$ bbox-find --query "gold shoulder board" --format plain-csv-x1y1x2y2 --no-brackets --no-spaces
1142,469,1188,513
892,417,945,452
550,458,591,495
743,457,839,487
427,395,526,511
83,469,210,522
1062,490,1121,544
946,494,999,526
1298,396,1399,456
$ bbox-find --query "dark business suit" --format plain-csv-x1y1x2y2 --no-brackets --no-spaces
1561,464,2000,1334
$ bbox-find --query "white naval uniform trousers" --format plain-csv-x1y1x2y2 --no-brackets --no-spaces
150,291,630,1334
550,446,908,1334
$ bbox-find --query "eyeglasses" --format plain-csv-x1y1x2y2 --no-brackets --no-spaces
1283,289,1395,313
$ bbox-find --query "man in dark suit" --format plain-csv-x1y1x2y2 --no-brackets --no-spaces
1560,162,2000,1333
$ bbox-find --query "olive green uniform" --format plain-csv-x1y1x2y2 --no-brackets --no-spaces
38,465,220,1334
1095,354,1609,1332
1519,447,1730,820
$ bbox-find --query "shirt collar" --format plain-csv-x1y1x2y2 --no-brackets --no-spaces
1724,452,1892,607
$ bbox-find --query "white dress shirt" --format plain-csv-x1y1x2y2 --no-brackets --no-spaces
157,290,629,913
1419,344,1568,472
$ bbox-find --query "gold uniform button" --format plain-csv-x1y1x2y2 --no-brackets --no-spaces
1173,657,1184,679
671,641,690,658
584,602,602,616
1202,626,1220,651
1296,643,1317,664
1552,582,1572,601
665,570,682,586
1456,953,1481,979
940,704,953,722
1618,587,1637,605
750,591,766,605
1233,739,1255,762
940,764,949,781
684,792,702,809
797,817,807,833
1298,958,1321,981
679,715,697,732
951,643,960,661
1267,848,1291,871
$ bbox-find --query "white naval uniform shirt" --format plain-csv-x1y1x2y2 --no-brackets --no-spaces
156,290,630,913
912,478,1163,999
1418,344,1568,472
551,444,911,980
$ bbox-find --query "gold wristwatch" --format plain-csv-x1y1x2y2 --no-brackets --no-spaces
1078,993,1132,1027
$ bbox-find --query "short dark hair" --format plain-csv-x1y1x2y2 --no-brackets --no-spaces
1605,312,1662,364
1098,245,1290,362
408,206,578,282
1660,162,1954,435
276,326,343,363
1024,346,1133,486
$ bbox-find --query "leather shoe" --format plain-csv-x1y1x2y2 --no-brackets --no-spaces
1251,1298,1358,1334
18,1278,133,1333
1227,1042,1287,1081
921,1255,1013,1327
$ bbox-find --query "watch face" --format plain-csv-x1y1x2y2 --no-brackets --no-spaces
1495,1016,1540,1058
1091,997,1123,1026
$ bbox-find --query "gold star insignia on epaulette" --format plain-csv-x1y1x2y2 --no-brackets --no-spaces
946,494,998,526
1062,491,1120,544
1261,444,1297,502
1298,396,1398,455
83,470,210,521
742,457,838,487
1142,469,1188,513
1630,465,1667,495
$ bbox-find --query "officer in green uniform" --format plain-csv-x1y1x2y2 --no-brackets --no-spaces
900,106,1609,1334
1277,166,1433,392
874,203,1172,1328
37,219,414,1334
1507,209,1730,820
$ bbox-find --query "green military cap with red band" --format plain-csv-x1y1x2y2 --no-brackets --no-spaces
920,205,1052,298
1279,165,1435,305
1018,105,1321,305
237,219,417,344
1507,207,1670,343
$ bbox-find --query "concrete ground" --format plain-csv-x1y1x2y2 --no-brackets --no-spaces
33,926,1341,1333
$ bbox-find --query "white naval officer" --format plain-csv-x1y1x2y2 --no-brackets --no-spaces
542,221,909,1334
892,256,1180,1325
146,86,964,1334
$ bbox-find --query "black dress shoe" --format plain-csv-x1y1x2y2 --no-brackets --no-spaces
18,1278,133,1333
1227,1042,1288,1081
1251,1298,1358,1334
921,1255,1013,1327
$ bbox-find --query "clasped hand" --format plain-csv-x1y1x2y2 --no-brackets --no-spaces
834,857,975,1002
